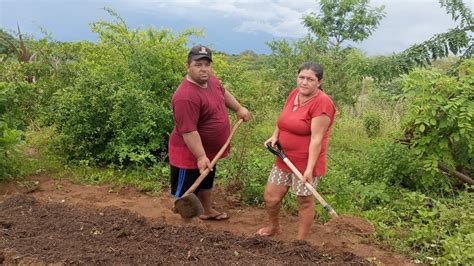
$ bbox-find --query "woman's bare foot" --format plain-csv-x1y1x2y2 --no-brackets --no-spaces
256,226,282,237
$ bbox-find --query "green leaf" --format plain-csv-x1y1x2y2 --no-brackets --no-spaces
419,124,426,133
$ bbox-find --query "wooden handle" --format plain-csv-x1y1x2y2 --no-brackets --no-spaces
283,158,338,217
182,119,243,197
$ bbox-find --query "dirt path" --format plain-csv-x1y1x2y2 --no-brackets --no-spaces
0,175,412,265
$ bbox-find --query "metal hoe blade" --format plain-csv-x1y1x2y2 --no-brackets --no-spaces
174,193,204,219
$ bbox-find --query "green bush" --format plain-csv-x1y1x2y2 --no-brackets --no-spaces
365,190,474,264
0,81,36,180
401,60,474,177
50,10,198,166
0,81,38,131
363,112,382,138
356,142,439,192
213,55,281,205
0,121,21,181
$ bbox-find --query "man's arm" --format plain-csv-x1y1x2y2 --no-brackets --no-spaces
224,90,250,122
182,131,212,173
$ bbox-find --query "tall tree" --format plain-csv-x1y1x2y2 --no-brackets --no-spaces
369,0,473,83
302,0,385,48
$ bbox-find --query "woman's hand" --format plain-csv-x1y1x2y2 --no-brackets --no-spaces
302,168,314,184
264,136,278,148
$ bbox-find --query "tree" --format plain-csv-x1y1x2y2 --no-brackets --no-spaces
294,0,384,105
368,0,473,83
266,36,368,105
302,0,385,48
239,50,258,58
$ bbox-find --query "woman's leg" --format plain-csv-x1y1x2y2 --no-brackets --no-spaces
296,195,314,240
257,182,289,236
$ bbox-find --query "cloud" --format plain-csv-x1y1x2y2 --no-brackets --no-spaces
124,0,316,38
6,0,459,55
358,0,458,55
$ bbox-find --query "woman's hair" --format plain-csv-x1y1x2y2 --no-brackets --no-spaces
298,62,323,81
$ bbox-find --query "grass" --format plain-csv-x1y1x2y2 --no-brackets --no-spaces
10,127,167,195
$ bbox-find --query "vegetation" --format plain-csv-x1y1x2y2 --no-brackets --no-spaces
1,1,473,264
302,0,386,48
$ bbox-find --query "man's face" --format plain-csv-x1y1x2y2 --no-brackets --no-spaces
186,58,211,85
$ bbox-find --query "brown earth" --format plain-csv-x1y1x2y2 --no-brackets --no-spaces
0,175,413,265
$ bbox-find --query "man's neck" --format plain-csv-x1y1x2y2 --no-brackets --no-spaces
186,75,208,88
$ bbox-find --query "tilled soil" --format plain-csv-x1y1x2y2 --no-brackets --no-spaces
1,194,366,265
0,175,413,265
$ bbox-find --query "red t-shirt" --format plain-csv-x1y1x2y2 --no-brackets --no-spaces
168,75,230,169
275,88,336,176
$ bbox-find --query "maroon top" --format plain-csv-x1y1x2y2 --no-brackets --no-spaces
275,88,336,176
168,75,230,169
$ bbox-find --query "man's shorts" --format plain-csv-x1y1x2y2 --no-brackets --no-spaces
170,164,216,198
268,165,321,196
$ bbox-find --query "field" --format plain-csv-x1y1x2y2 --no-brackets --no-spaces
1,1,473,264
0,175,411,265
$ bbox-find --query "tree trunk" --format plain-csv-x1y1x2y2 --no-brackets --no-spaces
438,162,474,185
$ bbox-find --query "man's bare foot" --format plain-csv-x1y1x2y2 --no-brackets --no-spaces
256,226,282,237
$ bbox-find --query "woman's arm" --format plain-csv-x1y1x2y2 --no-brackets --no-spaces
303,115,331,183
264,125,280,147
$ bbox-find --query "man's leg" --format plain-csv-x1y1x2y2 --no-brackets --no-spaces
196,166,228,220
296,195,314,240
197,189,223,217
257,182,289,236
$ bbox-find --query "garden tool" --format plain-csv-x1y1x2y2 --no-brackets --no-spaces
266,142,338,218
174,119,243,219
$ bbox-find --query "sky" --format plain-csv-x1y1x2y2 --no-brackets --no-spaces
0,0,470,56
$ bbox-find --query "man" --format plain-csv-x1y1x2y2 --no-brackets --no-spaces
169,44,250,220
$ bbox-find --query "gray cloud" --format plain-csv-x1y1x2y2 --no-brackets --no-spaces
124,0,460,55
356,0,459,55
1,0,465,55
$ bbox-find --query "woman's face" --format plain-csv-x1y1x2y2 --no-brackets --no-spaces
296,69,322,96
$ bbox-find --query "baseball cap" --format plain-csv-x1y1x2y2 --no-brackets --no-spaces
188,45,212,62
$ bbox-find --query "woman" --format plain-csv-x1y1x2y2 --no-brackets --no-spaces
257,62,336,240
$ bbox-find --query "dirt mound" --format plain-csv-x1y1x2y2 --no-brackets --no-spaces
325,215,375,236
0,194,368,265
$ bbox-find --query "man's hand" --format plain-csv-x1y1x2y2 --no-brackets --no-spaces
236,107,251,122
197,155,212,174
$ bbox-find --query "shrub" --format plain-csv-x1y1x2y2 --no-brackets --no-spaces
401,60,474,178
365,190,474,264
356,142,445,193
0,81,38,131
363,112,382,137
50,10,199,166
0,121,21,181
